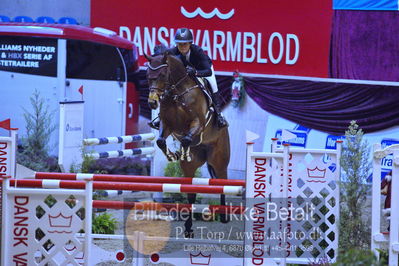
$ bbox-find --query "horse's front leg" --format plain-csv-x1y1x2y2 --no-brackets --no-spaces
156,124,178,162
180,118,203,162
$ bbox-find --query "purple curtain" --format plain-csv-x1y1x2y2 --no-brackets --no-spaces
330,10,399,82
244,77,399,135
137,72,399,136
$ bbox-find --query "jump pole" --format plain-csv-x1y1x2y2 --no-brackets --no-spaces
90,147,155,159
32,172,246,187
83,133,155,146
9,179,243,195
92,200,245,214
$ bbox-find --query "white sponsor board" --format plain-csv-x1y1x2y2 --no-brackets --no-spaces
58,102,84,172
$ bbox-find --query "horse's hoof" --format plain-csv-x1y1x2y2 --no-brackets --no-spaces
184,230,194,239
167,156,176,162
166,151,177,162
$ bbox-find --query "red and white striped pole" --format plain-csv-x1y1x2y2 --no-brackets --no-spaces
33,172,246,187
92,200,245,214
9,179,243,195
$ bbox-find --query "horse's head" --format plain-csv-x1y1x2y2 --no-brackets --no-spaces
145,53,169,109
145,52,188,109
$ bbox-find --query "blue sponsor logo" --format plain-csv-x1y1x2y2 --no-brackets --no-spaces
325,135,346,150
368,138,399,182
275,129,307,148
381,138,399,149
380,138,399,170
294,124,311,133
0,15,78,24
66,123,82,132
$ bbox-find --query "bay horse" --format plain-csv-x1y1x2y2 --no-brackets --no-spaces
145,52,230,237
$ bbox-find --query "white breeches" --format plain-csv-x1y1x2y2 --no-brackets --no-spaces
204,66,218,93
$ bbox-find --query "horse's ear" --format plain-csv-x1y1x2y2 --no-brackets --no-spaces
144,52,153,61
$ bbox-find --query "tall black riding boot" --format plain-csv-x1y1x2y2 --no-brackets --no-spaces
211,92,228,128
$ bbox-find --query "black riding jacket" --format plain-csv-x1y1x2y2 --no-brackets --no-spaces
168,44,212,77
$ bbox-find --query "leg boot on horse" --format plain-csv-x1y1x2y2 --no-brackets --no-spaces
180,133,193,161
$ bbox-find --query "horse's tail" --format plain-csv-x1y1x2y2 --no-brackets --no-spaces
207,163,217,179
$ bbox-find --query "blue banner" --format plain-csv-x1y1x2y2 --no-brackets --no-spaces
325,135,346,150
275,129,308,148
334,0,398,10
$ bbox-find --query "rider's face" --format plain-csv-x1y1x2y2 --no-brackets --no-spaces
177,42,191,55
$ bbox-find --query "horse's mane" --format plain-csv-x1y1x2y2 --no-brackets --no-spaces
153,44,168,56
147,52,191,84
148,53,185,71
165,53,186,73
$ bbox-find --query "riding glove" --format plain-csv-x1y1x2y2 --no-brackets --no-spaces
186,66,196,76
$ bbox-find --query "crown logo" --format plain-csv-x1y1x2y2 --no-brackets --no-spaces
64,244,85,262
190,252,211,265
48,213,73,227
307,167,326,178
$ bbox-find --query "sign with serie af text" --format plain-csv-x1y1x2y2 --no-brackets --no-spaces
0,36,57,76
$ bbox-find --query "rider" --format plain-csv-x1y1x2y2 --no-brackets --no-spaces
148,28,228,129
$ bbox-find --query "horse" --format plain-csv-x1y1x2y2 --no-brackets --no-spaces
145,52,230,237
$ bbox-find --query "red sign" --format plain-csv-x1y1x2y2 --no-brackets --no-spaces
91,0,332,77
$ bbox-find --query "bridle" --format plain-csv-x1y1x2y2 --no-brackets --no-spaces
147,61,198,103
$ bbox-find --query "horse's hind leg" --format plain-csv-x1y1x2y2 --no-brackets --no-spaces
180,151,206,238
207,130,231,223
208,165,229,224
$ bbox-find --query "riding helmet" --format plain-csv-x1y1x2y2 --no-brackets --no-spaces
174,28,193,43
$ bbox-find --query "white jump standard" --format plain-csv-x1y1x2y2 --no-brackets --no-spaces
0,125,342,265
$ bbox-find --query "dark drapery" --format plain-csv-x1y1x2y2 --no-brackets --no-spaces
137,71,399,135
137,74,399,136
244,77,399,135
330,10,399,82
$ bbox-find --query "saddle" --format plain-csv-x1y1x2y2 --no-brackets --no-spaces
192,76,213,108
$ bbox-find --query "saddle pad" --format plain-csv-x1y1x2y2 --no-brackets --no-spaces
197,77,213,106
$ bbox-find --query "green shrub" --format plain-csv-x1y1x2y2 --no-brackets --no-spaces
92,212,117,234
17,89,58,172
333,249,380,266
339,121,371,250
164,161,201,177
